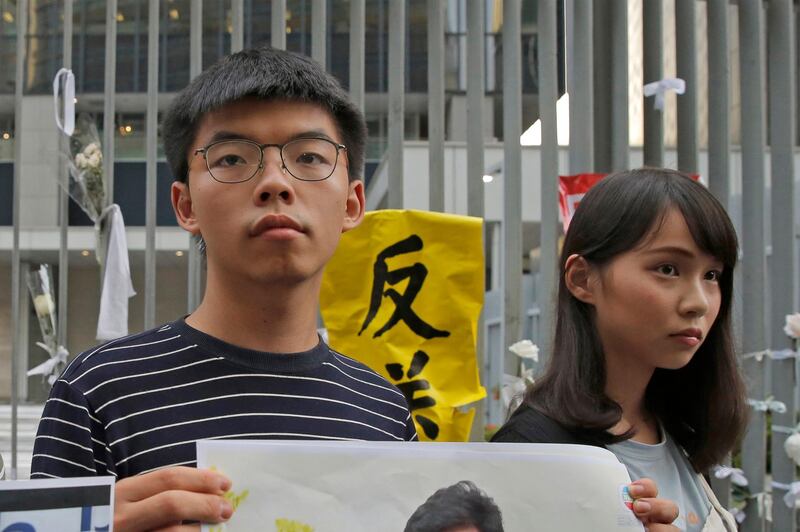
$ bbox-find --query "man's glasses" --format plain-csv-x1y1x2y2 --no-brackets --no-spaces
193,137,347,183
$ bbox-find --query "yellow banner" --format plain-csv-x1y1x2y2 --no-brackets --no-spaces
321,210,485,441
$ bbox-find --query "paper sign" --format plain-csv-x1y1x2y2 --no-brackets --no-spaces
321,210,486,441
198,440,644,532
0,476,114,532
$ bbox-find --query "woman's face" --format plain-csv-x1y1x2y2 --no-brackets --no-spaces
585,208,724,372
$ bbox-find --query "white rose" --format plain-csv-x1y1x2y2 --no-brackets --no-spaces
88,153,101,168
508,340,539,361
75,153,87,168
33,294,55,318
785,432,800,466
784,313,800,339
83,142,99,157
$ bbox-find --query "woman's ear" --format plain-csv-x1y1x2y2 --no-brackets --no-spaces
564,254,596,305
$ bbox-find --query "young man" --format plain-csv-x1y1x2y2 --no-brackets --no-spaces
31,46,416,529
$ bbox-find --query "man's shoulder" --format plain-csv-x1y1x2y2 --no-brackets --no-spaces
60,321,190,387
323,347,409,404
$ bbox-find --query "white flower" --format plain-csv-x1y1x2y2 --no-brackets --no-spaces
75,153,88,168
83,142,99,157
88,152,101,168
785,433,800,466
508,340,539,361
33,294,55,318
785,313,800,339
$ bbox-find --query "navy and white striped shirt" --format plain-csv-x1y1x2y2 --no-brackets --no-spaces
31,319,417,479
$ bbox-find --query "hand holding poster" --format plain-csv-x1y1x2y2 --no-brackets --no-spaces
198,440,645,532
320,210,486,441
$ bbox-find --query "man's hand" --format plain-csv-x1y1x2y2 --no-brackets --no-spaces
629,478,680,531
114,466,234,532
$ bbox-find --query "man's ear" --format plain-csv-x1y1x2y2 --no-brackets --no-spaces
171,181,201,235
342,179,366,233
564,254,596,305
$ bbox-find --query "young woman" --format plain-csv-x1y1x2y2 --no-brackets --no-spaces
493,168,747,531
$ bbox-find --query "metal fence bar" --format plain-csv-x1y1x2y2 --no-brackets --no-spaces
675,0,697,174
10,0,28,481
610,0,628,171
538,0,558,363
707,0,730,206
569,0,593,174
271,0,286,50
767,2,797,528
427,0,444,212
59,0,74,348
103,0,117,203
312,0,326,66
466,0,484,218
502,0,522,364
387,0,405,209
231,0,243,53
643,0,663,167
187,0,203,313
349,0,365,112
739,1,768,530
144,0,159,330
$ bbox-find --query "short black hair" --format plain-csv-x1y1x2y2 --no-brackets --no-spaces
404,481,504,532
162,45,366,183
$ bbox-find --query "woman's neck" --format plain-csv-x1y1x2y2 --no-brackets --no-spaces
604,352,660,444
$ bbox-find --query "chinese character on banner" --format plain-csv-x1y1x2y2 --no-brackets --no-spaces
320,210,486,441
559,173,701,232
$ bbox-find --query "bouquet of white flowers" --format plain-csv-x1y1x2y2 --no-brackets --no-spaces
62,113,106,223
25,264,68,386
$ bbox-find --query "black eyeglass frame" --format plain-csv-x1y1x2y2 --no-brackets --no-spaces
193,137,347,184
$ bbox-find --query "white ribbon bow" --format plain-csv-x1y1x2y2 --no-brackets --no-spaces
747,398,787,414
772,481,800,508
53,68,75,136
643,77,686,110
712,465,749,487
27,342,69,385
729,507,746,524
96,204,136,341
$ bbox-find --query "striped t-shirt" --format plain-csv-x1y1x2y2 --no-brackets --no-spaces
31,319,417,479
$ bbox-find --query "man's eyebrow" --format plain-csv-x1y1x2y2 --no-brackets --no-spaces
203,129,337,145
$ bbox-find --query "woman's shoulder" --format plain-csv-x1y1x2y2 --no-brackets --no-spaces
491,403,603,447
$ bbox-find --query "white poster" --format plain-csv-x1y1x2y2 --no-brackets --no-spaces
0,476,114,532
197,441,644,532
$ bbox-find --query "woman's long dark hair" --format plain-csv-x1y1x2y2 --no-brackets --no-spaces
525,168,748,472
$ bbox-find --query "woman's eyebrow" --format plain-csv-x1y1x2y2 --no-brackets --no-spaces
644,246,696,258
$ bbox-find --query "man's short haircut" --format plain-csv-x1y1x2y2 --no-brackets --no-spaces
162,45,367,183
404,480,505,532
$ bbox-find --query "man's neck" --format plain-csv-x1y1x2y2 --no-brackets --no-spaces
186,269,322,354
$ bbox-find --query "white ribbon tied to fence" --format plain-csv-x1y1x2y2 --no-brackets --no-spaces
712,465,749,487
643,77,686,110
772,481,800,509
96,204,136,340
26,342,69,385
53,68,75,136
747,398,787,414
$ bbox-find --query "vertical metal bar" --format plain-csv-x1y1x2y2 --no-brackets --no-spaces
569,0,593,174
739,1,768,531
187,0,203,313
231,0,243,53
349,0,365,111
271,0,286,50
538,0,558,365
427,0,445,212
643,0,663,167
768,2,796,529
104,0,117,202
59,0,74,348
610,0,628,171
144,0,159,330
707,0,730,205
466,0,484,218
311,0,326,66
675,0,697,173
502,0,522,366
707,0,732,505
387,0,405,209
10,0,28,481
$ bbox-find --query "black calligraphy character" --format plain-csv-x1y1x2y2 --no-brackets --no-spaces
386,350,440,440
358,235,450,339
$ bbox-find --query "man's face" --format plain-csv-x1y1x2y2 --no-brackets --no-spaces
172,98,365,287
